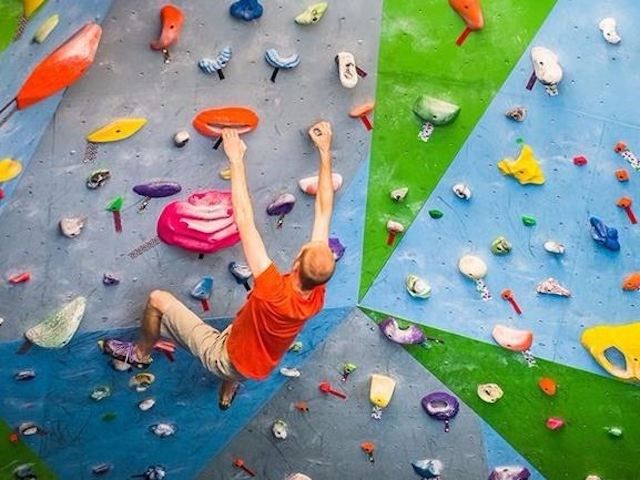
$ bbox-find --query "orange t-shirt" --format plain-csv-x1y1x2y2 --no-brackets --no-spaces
226,263,326,380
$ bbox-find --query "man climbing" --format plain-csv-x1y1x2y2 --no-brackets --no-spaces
101,121,336,409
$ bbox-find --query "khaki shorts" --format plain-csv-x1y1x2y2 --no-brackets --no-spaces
159,298,244,382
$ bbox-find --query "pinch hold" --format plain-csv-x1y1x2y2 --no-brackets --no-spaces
536,278,571,297
295,2,328,25
198,47,232,75
59,217,86,238
378,317,426,345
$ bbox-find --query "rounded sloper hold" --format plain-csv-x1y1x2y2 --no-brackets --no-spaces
133,181,181,198
266,193,296,216
458,254,487,280
411,459,444,479
369,373,396,408
622,272,640,291
150,4,185,50
581,322,640,380
295,2,328,25
379,317,425,345
59,216,86,238
298,173,343,195
86,118,147,143
413,95,460,126
491,324,533,352
265,49,301,69
25,297,86,348
488,466,531,480
157,190,240,254
449,0,484,30
230,0,264,21
192,107,259,138
421,391,460,420
477,383,504,403
0,158,23,182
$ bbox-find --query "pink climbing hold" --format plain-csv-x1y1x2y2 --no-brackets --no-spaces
573,155,588,166
546,417,565,431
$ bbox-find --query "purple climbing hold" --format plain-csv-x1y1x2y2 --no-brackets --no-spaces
15,369,36,381
329,237,345,261
102,273,120,286
379,317,425,345
133,181,182,198
589,217,620,251
267,193,296,227
488,466,531,480
421,392,459,432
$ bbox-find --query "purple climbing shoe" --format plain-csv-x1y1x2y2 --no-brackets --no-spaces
99,339,152,369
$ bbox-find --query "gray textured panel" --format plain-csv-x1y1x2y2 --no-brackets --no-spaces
199,308,487,479
0,0,381,340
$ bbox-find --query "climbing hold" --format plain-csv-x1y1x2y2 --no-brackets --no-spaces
421,392,459,432
491,236,512,255
335,51,359,89
536,278,571,297
107,197,123,233
33,14,59,43
546,417,565,431
191,276,213,312
488,466,531,480
543,241,565,255
272,419,288,440
341,362,357,382
90,385,111,401
614,141,640,171
139,398,156,411
329,237,346,262
369,374,396,420
405,274,431,299
230,0,263,21
449,0,484,46
192,107,259,140
505,106,527,122
616,197,637,224
360,441,376,463
615,169,629,182
289,341,303,353
390,187,409,202
452,183,472,200
477,383,504,403
0,158,23,182
386,219,405,246
286,475,312,480
199,47,232,80
9,272,31,284
25,297,86,348
538,377,557,396
173,130,190,147
129,373,155,392
157,190,240,254
605,426,623,438
599,17,621,44
428,209,443,219
280,367,301,378
295,2,328,24
581,322,640,380
350,101,375,131
102,273,120,286
59,217,86,238
500,289,522,315
294,401,309,412
266,193,296,228
86,169,110,189
298,174,343,195
229,262,252,291
18,422,42,436
528,47,563,96
133,181,182,198
622,272,640,291
265,49,300,82
521,215,537,226
413,95,460,142
232,458,256,477
411,458,444,479
150,423,175,438
590,217,620,251
15,369,36,381
318,381,347,399
91,463,113,476
86,118,147,143
492,325,533,352
573,155,588,166
150,4,184,63
139,465,167,480
101,412,117,422
458,255,491,300
585,476,601,480
378,317,426,345
497,144,545,185
219,168,231,180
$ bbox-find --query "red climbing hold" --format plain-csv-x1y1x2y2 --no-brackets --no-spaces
0,188,4,200
546,416,565,430
500,289,522,315
318,381,347,399
573,155,588,166
232,457,256,477
8,272,31,284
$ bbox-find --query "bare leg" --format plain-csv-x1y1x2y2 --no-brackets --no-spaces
136,290,175,359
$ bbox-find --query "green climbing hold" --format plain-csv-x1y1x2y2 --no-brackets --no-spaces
429,209,444,219
606,426,623,438
522,215,537,226
343,362,358,374
101,412,117,422
491,236,512,255
413,95,461,126
106,196,124,212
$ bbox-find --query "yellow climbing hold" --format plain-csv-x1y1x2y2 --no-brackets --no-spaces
0,158,23,182
497,144,545,185
581,322,640,381
33,14,59,44
369,373,396,409
86,118,148,143
24,0,46,19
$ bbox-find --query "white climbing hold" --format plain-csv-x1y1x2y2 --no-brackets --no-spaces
280,367,301,378
544,241,565,255
173,130,190,148
536,278,571,297
452,183,472,200
599,17,621,45
139,398,156,411
150,423,175,437
272,419,288,439
390,187,409,202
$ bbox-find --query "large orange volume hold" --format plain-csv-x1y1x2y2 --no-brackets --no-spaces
17,23,102,110
449,0,484,30
150,4,185,51
192,107,259,138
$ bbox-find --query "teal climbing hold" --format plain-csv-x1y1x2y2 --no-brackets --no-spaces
522,215,537,226
429,209,444,219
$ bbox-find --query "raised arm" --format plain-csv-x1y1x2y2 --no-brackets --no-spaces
222,129,271,277
308,121,334,242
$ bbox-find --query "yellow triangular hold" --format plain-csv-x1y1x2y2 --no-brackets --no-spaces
497,144,545,185
0,158,23,182
369,373,396,408
24,0,47,19
86,118,148,143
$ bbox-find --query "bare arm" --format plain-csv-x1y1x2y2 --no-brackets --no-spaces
222,129,271,277
309,121,334,242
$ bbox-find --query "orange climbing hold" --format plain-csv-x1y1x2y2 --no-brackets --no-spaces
150,4,185,51
294,401,309,412
538,377,557,396
449,0,484,46
615,169,629,182
192,107,260,138
622,272,640,291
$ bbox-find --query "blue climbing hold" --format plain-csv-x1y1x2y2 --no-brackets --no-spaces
230,0,263,21
191,276,214,300
590,217,620,251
